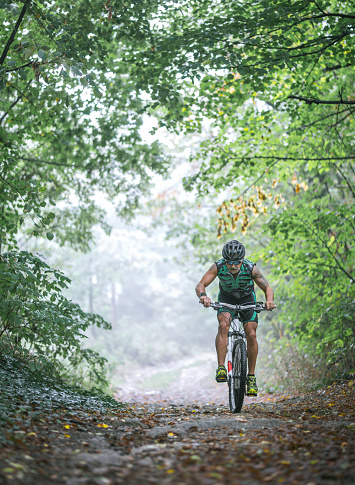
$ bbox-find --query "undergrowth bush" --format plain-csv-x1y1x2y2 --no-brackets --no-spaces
0,251,111,388
259,336,355,394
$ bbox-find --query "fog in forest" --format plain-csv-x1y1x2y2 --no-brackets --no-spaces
30,224,274,405
25,155,274,404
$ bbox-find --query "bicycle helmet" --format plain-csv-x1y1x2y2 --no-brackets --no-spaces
222,240,245,261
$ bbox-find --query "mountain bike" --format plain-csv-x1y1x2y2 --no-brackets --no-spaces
210,301,267,413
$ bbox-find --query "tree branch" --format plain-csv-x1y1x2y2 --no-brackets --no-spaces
0,80,32,125
236,31,350,71
232,159,281,200
25,1,62,50
18,157,71,167
329,110,354,128
294,213,355,284
324,63,352,72
285,108,351,134
222,155,355,161
333,163,355,199
6,82,37,108
288,96,355,105
0,174,27,193
0,94,22,125
311,0,327,15
0,1,28,67
311,12,355,20
5,61,33,73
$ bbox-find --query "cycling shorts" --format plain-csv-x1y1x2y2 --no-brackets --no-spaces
217,290,258,324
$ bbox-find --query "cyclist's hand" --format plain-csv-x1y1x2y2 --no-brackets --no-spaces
265,301,276,311
199,295,211,308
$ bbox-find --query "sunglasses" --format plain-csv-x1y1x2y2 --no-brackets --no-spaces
225,259,243,266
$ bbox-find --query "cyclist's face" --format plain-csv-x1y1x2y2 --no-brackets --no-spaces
226,260,243,273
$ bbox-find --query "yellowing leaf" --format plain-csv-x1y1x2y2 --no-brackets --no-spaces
97,423,108,428
64,424,70,429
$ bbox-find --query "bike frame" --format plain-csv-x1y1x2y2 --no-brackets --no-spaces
208,300,273,412
227,315,246,381
210,301,266,377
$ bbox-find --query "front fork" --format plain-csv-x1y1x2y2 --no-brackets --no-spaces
227,327,246,379
227,331,234,380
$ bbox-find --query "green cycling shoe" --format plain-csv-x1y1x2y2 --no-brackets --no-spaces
246,375,258,396
215,365,227,383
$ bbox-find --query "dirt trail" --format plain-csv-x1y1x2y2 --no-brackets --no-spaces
113,352,278,406
0,380,354,485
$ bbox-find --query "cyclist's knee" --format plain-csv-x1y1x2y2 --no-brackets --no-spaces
246,331,257,343
217,315,230,334
244,321,257,341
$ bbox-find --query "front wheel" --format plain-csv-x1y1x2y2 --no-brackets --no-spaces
228,339,247,413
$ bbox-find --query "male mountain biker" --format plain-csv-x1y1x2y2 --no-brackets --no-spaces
195,240,276,397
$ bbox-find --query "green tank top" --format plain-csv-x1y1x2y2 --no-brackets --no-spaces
215,258,255,299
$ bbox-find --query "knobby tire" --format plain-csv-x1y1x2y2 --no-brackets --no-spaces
228,339,247,413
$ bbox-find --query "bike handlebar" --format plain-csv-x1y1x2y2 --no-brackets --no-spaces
209,301,273,313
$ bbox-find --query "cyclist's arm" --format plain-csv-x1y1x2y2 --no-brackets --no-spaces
195,263,218,307
252,265,276,310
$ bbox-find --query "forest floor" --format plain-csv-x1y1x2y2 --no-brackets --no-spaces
0,377,354,485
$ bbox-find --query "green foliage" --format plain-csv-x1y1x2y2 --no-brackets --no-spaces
0,0,169,389
259,195,355,372
1,0,354,391
0,0,169,251
0,250,111,386
122,0,355,137
131,0,355,382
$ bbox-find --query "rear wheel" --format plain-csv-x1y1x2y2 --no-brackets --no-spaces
228,339,247,413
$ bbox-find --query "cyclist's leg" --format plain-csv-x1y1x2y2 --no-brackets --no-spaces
216,311,232,366
243,320,259,396
243,321,258,374
238,291,259,374
216,290,235,368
